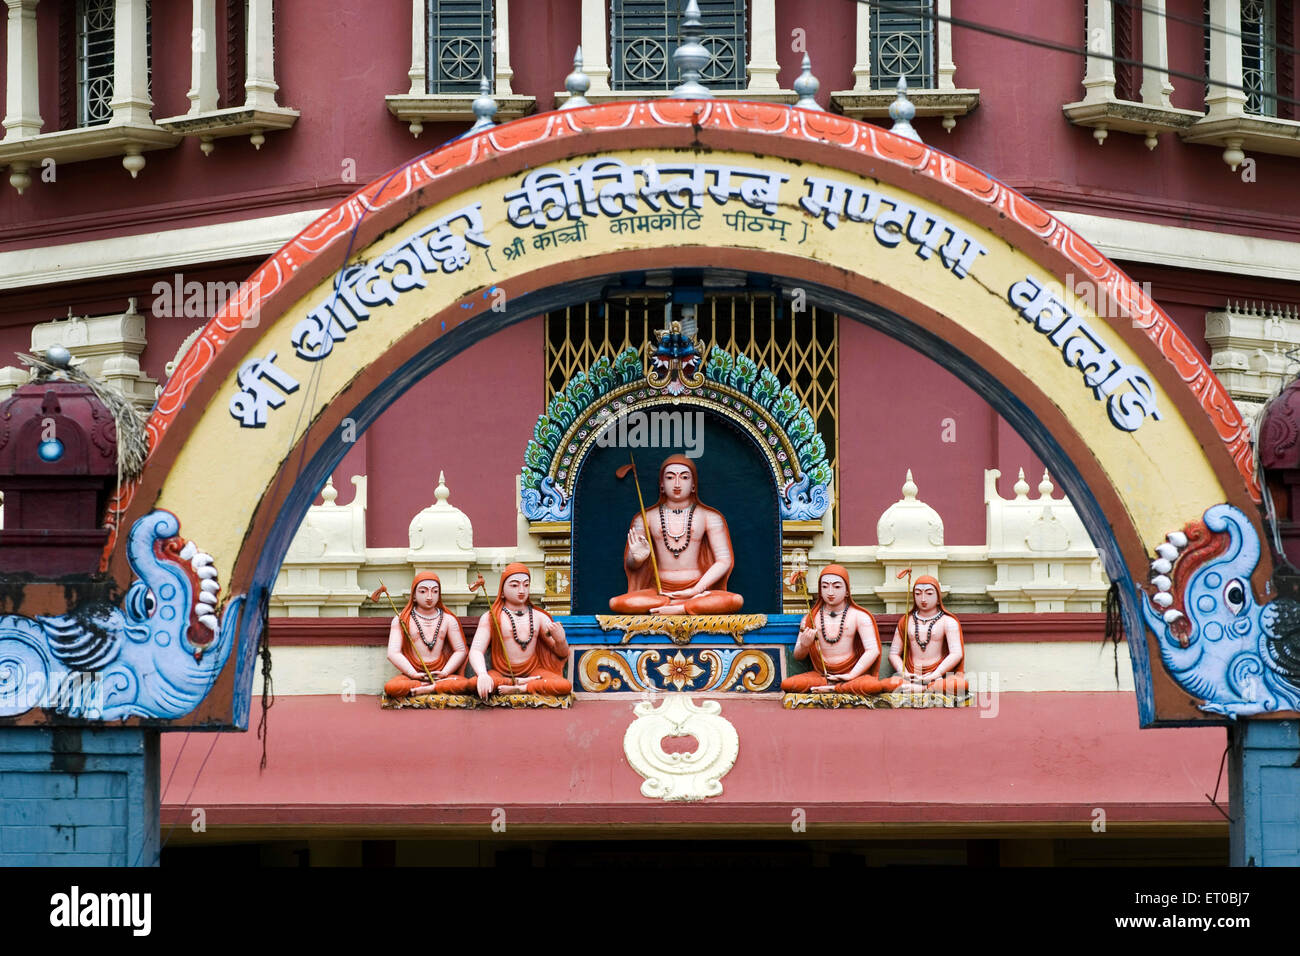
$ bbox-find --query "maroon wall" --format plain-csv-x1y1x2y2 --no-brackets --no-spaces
2,1,1297,553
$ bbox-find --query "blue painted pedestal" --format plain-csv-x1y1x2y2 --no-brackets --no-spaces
0,728,160,866
1229,719,1300,866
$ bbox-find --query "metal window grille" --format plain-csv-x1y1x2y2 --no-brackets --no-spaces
78,0,115,126
1204,0,1278,116
610,0,747,92
1242,0,1277,116
870,0,934,89
77,0,151,127
545,294,840,538
427,0,494,94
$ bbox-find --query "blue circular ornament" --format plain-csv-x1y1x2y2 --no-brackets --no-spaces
37,439,64,462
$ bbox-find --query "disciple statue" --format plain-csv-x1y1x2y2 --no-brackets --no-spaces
888,575,967,694
383,571,475,698
781,565,903,694
609,454,744,615
470,563,572,698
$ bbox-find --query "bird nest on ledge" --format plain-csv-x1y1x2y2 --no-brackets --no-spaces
782,691,975,709
381,693,574,709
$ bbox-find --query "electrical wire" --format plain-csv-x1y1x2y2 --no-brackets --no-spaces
1110,0,1300,61
145,127,476,864
855,0,1300,110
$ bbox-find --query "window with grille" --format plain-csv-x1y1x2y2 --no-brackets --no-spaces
610,0,747,92
75,0,151,128
1204,0,1282,117
77,0,115,126
545,293,840,536
427,0,494,94
870,0,934,89
1241,0,1277,116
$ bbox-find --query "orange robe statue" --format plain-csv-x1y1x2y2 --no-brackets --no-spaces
470,563,572,698
781,564,903,695
383,571,475,698
888,574,967,694
609,454,744,615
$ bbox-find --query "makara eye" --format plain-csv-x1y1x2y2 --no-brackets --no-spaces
1223,579,1246,615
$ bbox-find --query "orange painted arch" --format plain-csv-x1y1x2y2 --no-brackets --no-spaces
103,101,1263,727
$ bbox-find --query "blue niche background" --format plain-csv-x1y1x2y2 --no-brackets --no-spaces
570,410,781,615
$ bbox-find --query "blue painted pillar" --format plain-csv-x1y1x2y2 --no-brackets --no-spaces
0,728,160,866
1230,719,1300,866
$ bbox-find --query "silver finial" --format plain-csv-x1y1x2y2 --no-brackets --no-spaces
561,45,591,109
469,76,498,133
793,53,822,110
44,345,72,369
672,0,712,99
888,74,922,142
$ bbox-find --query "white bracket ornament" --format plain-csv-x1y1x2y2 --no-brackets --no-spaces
622,694,739,801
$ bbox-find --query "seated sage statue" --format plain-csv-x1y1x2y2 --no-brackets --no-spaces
469,563,572,698
887,575,967,694
384,571,476,698
609,454,744,616
781,564,903,695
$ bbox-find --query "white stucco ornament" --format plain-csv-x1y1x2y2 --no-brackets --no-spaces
623,694,739,801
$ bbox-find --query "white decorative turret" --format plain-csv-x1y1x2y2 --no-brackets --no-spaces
984,467,1106,612
402,472,477,612
408,471,475,557
874,470,947,612
877,469,945,550
274,475,369,616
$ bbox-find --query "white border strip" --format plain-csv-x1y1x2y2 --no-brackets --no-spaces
1050,210,1300,282
0,208,326,291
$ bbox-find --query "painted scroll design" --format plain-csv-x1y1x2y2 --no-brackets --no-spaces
108,99,1256,561
577,647,777,693
0,510,242,721
519,343,832,522
1140,504,1300,718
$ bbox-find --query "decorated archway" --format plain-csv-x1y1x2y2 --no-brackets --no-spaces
72,101,1277,729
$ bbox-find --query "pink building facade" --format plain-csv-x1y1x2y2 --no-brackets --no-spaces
2,1,1298,866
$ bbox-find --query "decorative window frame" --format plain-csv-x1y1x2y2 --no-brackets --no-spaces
1181,0,1300,168
0,0,177,193
387,0,535,137
1064,0,1211,149
155,0,298,155
830,0,979,132
556,0,793,105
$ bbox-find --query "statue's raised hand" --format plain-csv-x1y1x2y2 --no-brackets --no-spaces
627,526,651,564
797,625,818,648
